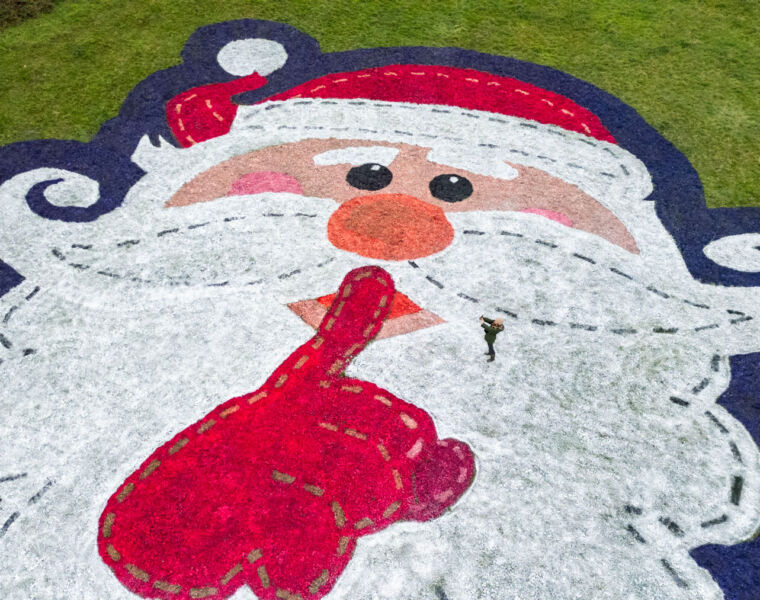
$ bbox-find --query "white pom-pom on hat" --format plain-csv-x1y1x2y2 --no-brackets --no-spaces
216,38,288,77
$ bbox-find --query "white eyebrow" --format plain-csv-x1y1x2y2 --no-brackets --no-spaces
313,146,400,167
426,147,518,180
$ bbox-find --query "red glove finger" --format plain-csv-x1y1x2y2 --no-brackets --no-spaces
98,266,474,600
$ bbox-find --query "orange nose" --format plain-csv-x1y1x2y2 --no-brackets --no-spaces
327,194,455,260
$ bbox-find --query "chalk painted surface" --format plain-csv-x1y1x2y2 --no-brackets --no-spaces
1,19,760,600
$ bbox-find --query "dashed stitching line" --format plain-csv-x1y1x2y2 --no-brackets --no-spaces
308,570,330,595
731,476,743,505
660,559,689,588
470,228,728,317
0,332,12,349
701,514,728,528
627,357,745,552
2,305,18,324
266,449,391,593
705,410,729,433
531,318,556,327
241,99,622,179
418,231,753,333
170,92,212,146
625,524,646,544
671,356,746,473
68,211,319,250
1,284,41,359
572,253,595,264
55,220,337,287
658,516,685,537
27,479,54,504
0,511,20,539
204,98,225,123
279,70,605,144
425,276,444,289
457,292,479,303
625,505,691,588
730,315,753,325
279,269,302,280
729,441,743,463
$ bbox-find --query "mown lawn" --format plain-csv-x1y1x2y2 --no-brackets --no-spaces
0,0,757,208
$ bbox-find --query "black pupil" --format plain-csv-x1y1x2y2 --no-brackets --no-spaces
345,163,393,191
429,174,473,202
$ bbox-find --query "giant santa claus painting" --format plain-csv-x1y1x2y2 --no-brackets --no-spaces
1,19,760,600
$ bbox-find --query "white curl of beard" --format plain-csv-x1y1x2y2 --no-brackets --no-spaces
396,210,733,332
333,210,760,600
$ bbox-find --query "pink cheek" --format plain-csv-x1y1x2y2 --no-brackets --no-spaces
519,208,574,228
227,171,304,196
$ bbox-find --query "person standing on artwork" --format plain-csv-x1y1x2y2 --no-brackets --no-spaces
480,316,504,362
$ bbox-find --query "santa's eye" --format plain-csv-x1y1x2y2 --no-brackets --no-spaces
429,174,473,202
346,163,393,191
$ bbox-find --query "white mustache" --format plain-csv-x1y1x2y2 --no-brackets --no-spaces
59,193,341,285
407,210,750,339
55,191,759,354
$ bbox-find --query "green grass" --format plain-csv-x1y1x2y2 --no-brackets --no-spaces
0,0,758,208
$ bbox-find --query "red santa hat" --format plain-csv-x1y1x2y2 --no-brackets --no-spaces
167,63,615,147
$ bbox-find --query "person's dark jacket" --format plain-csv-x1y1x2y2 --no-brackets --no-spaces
481,317,503,343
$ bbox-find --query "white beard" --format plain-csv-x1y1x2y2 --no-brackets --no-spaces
0,187,759,600
335,211,760,600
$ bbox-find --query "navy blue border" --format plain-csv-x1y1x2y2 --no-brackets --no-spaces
0,19,758,597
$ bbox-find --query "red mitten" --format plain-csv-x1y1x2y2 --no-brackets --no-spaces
98,266,475,600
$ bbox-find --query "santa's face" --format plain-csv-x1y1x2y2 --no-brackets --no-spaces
12,134,644,298
1,56,759,600
167,138,639,255
16,130,748,335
